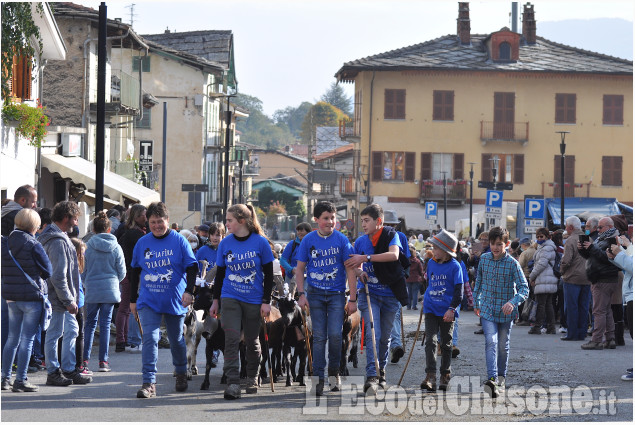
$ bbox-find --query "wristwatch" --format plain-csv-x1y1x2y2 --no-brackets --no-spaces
366,254,372,262
297,291,305,297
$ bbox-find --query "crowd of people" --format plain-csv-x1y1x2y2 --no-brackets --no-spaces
1,185,632,402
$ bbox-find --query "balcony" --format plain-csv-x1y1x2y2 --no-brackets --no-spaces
339,174,355,198
90,69,140,116
541,182,591,198
338,119,361,140
243,164,260,176
420,179,467,206
480,121,529,145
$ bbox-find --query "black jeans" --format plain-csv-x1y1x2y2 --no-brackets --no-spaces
535,293,554,328
424,313,454,375
626,301,633,339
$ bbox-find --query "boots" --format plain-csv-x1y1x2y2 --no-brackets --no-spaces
528,326,541,335
615,322,625,346
438,373,451,391
245,376,259,394
315,378,325,397
363,376,379,396
328,367,341,392
378,369,387,389
546,325,557,334
420,372,436,392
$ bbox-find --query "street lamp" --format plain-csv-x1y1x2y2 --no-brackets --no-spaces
468,162,476,239
556,131,570,230
233,146,247,204
488,156,501,230
441,171,448,228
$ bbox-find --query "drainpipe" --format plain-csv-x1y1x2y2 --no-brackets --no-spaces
366,71,376,205
36,58,47,206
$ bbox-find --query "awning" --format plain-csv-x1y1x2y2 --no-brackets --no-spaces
546,197,621,226
42,154,160,206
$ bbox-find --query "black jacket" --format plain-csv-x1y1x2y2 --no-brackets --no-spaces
579,230,621,283
1,231,51,301
371,227,408,306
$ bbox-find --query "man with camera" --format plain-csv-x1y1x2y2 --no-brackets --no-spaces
578,216,621,350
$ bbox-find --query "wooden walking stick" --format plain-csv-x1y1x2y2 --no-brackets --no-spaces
362,280,381,378
134,310,143,337
300,307,313,375
261,316,275,392
400,307,405,348
398,304,424,386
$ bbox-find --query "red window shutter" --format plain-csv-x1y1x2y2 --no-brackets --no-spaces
404,152,415,181
513,154,524,184
372,151,383,181
453,153,464,180
420,152,432,180
481,154,491,182
24,56,31,100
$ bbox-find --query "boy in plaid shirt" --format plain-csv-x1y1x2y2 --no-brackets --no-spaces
473,227,529,398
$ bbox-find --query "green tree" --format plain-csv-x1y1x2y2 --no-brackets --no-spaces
273,101,312,138
287,200,306,218
300,101,349,142
1,2,44,99
320,82,352,116
232,92,296,149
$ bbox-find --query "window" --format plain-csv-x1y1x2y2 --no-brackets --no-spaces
136,107,151,128
433,90,454,121
499,42,511,61
384,89,406,120
602,156,622,186
420,153,464,180
9,55,32,101
371,151,414,181
603,95,623,125
132,56,151,72
481,153,524,184
555,94,576,124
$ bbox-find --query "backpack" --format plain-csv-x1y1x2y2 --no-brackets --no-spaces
550,251,563,279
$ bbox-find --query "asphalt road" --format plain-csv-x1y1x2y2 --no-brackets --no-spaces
1,309,632,422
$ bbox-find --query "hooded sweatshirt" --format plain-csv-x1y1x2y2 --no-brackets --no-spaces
83,232,126,304
38,223,80,311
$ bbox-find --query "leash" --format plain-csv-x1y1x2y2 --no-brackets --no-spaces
262,316,275,392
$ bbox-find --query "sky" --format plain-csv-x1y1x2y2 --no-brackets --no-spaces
77,0,634,116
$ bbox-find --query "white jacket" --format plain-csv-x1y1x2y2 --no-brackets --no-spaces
529,239,559,294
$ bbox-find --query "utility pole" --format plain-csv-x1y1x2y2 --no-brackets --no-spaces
306,110,314,222
441,171,448,229
468,162,476,239
95,2,107,212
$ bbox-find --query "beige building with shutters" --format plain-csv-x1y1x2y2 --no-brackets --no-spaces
335,2,633,219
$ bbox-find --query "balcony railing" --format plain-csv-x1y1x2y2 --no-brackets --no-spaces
420,179,467,205
91,69,140,115
338,119,360,139
542,182,591,198
480,121,529,144
243,165,260,176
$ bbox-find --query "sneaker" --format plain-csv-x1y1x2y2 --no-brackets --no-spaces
99,361,111,372
245,376,258,394
127,344,141,353
363,376,380,396
451,345,460,358
79,360,93,376
137,382,156,398
497,376,506,392
63,368,92,384
175,373,188,392
46,369,73,386
12,379,39,392
1,378,11,390
581,341,604,350
559,327,567,334
528,326,542,335
115,342,126,353
224,383,241,400
328,367,341,391
439,373,451,392
474,328,484,334
484,377,499,398
390,346,405,363
603,339,616,349
158,336,170,349
621,371,633,381
378,369,387,390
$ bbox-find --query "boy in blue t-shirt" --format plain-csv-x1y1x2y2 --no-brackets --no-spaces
421,229,463,393
344,203,403,395
296,201,357,396
195,222,225,276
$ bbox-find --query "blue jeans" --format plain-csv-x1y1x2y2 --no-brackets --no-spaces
1,301,42,382
358,291,400,377
83,303,115,363
128,312,142,345
45,310,79,374
306,287,346,379
31,323,43,362
481,318,513,380
406,282,420,309
563,283,591,340
137,307,187,384
1,298,8,355
390,306,403,349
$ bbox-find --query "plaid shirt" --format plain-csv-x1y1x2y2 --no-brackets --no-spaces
474,251,529,323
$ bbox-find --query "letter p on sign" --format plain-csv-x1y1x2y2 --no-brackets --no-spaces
525,199,545,219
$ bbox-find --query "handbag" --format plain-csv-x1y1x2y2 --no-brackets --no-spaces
521,297,538,323
7,246,52,331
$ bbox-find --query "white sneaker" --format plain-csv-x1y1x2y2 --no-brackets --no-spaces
497,376,506,391
559,327,567,334
127,344,141,353
540,327,547,334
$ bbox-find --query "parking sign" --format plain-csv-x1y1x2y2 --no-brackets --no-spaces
524,198,545,220
425,202,437,219
486,190,503,209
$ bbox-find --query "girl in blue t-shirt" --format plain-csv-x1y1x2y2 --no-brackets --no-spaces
209,204,274,400
195,222,225,276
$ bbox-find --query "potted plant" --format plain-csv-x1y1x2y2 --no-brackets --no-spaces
2,100,49,147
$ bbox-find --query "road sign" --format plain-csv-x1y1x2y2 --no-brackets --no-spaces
525,198,545,220
524,227,541,234
139,140,153,172
486,190,503,209
485,212,502,219
345,219,355,230
425,202,438,219
182,184,208,192
525,219,544,227
335,221,342,231
478,181,514,190
424,219,437,226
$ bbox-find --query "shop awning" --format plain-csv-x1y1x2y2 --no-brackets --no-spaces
42,154,160,206
546,197,621,226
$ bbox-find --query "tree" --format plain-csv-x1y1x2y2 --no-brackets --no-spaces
300,101,348,142
273,101,312,138
320,82,352,116
1,2,44,99
232,92,296,149
287,200,306,218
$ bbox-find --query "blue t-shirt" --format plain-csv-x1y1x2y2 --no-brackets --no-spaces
131,230,197,315
217,233,274,305
354,232,401,297
297,230,354,292
196,245,219,275
280,237,301,274
460,260,469,284
424,258,463,318
397,231,411,258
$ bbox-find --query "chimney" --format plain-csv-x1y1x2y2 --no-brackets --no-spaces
522,2,536,44
457,2,471,45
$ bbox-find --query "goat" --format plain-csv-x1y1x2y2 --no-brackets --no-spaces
273,293,308,386
340,309,360,376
